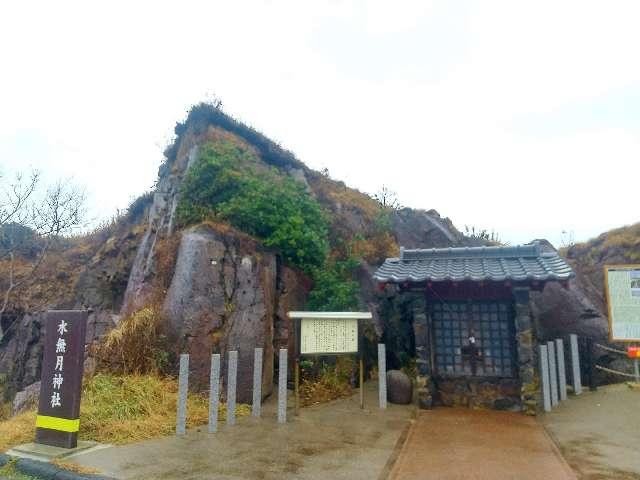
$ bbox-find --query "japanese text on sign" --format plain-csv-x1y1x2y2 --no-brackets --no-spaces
50,320,68,408
605,266,640,341
300,318,358,354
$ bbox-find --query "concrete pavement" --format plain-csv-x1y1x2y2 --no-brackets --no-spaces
543,383,640,479
69,382,414,480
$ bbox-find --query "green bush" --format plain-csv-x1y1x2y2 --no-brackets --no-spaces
177,141,329,273
307,255,360,311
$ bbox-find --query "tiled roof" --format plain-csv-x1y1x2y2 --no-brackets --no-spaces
373,242,574,283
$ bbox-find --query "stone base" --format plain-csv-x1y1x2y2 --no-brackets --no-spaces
7,441,106,461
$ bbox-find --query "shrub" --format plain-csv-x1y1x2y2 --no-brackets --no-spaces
307,254,360,311
177,141,329,273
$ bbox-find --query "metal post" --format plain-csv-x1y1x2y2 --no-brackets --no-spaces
555,339,567,402
539,345,551,412
176,354,189,435
378,344,387,409
569,334,582,395
227,350,238,426
586,337,597,391
634,358,639,383
252,348,263,418
547,341,558,407
278,349,287,424
359,357,364,409
208,354,221,433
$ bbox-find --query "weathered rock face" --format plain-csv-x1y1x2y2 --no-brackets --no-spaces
0,310,117,401
0,312,44,401
12,380,40,415
529,240,609,342
162,224,277,402
390,208,465,249
386,369,413,404
74,226,144,312
530,280,608,342
274,264,309,354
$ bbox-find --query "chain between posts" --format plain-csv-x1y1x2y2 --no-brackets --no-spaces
595,364,639,378
594,343,628,355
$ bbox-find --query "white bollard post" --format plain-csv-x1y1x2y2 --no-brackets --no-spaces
227,351,238,426
176,354,189,435
539,345,551,412
378,344,387,409
252,347,263,418
547,341,559,407
278,349,288,424
555,339,568,402
208,354,221,433
570,334,582,395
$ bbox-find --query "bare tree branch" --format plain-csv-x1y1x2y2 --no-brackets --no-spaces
0,175,86,341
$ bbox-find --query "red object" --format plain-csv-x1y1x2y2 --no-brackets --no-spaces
628,346,640,359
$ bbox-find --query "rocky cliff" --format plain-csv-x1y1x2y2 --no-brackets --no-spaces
2,102,629,403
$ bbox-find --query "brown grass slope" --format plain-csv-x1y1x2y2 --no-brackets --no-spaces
562,221,640,315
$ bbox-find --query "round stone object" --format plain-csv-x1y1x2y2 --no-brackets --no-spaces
387,369,413,404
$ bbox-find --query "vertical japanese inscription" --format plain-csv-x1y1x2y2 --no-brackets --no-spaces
35,310,88,449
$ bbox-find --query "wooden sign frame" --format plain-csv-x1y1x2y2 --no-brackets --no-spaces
604,265,640,343
287,312,372,415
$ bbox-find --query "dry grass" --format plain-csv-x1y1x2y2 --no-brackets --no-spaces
0,373,250,452
50,459,100,474
94,307,169,375
300,358,354,407
351,232,399,263
0,410,35,451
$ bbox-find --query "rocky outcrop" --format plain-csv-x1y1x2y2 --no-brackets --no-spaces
274,264,309,354
0,312,44,401
162,224,277,402
0,310,117,401
530,279,608,341
12,381,40,415
121,144,200,314
74,226,144,312
529,240,609,342
390,208,465,249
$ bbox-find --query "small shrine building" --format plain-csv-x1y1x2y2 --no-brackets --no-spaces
373,241,574,414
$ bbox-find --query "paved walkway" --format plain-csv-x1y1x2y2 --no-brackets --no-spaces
542,383,640,479
390,408,576,480
69,383,413,480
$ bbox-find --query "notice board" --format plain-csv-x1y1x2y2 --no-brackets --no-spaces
604,265,640,342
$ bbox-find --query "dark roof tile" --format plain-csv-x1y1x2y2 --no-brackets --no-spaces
373,241,574,283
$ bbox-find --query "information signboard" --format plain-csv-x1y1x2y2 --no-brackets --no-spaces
288,311,372,412
300,317,358,355
604,265,640,342
36,310,88,448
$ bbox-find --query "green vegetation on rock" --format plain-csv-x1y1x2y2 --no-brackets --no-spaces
177,141,329,273
307,254,360,311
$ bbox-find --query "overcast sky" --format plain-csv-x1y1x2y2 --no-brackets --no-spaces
1,0,639,247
